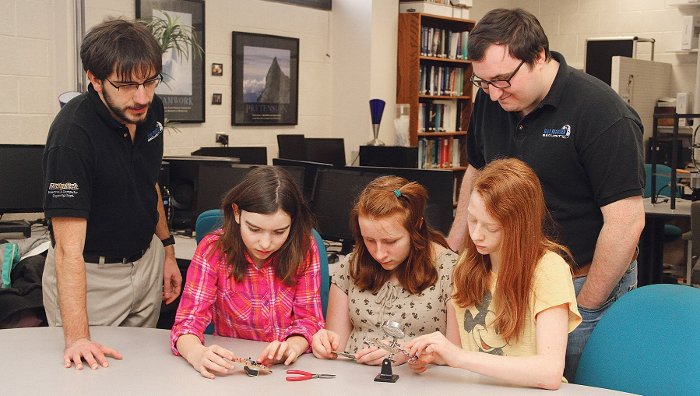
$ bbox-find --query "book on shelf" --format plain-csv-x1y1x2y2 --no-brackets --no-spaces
451,136,461,166
420,27,470,60
419,65,465,97
433,99,457,132
418,137,462,169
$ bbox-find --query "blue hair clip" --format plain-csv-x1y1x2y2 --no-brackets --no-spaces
394,189,401,198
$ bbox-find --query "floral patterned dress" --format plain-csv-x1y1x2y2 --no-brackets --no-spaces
331,246,458,352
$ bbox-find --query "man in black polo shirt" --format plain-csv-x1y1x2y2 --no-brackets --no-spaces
447,9,645,381
42,19,182,370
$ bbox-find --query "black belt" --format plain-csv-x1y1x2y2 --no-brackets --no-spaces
83,247,148,264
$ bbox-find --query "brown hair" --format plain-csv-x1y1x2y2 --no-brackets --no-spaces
80,18,162,80
212,166,316,286
468,8,551,67
452,158,571,343
349,175,449,294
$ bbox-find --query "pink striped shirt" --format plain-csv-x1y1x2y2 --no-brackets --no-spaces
170,232,324,355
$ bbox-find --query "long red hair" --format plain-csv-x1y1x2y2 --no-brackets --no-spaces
452,158,571,343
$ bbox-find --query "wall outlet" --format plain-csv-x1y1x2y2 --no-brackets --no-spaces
215,133,229,146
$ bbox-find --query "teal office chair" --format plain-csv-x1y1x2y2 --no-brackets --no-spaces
195,209,331,317
644,163,684,240
575,284,700,395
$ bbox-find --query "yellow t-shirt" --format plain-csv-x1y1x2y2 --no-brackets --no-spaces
453,251,581,357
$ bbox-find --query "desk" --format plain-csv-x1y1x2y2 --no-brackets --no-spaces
0,327,627,396
639,198,691,285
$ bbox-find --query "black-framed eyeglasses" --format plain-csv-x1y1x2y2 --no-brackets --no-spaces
104,74,162,93
470,60,526,90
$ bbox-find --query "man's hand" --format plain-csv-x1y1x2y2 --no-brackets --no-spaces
162,246,182,304
64,337,122,370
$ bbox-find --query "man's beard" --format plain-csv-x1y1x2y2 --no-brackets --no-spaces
103,88,151,125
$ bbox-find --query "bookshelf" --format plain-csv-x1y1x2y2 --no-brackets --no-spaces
397,12,476,171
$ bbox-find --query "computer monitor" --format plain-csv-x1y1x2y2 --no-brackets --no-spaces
272,158,333,202
345,166,455,235
276,134,306,160
196,164,258,220
305,138,346,168
0,144,44,214
163,156,239,231
310,168,379,253
192,146,267,165
0,144,45,237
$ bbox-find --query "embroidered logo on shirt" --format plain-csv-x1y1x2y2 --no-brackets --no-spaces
542,124,571,139
48,182,79,199
147,121,164,142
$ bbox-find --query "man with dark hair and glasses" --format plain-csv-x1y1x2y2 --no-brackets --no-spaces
447,8,644,382
42,18,182,370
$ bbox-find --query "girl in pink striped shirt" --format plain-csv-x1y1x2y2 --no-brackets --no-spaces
170,167,324,379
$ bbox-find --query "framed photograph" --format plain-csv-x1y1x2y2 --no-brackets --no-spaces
211,63,223,76
232,32,299,125
136,0,205,123
212,93,222,105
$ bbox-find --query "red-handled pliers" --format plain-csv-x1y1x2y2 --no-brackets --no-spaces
286,369,336,381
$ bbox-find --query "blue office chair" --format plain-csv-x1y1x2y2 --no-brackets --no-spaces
195,209,330,317
575,284,700,395
644,163,684,240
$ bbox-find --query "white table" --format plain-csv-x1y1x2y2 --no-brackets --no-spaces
0,327,632,395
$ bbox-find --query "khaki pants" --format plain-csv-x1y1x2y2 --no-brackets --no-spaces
42,235,164,327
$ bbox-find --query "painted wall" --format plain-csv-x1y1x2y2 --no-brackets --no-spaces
0,0,398,163
1,0,698,159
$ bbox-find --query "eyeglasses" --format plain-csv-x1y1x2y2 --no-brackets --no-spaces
470,60,526,90
104,74,162,93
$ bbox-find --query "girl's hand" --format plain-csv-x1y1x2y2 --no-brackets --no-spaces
186,344,236,379
406,331,460,368
258,336,308,366
408,353,435,373
355,341,409,366
311,329,341,359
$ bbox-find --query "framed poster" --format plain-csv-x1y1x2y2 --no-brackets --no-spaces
232,32,299,126
136,0,205,123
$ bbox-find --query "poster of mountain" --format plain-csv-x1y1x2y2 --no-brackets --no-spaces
232,32,299,125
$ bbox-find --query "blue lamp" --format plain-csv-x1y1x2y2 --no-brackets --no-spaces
368,98,386,146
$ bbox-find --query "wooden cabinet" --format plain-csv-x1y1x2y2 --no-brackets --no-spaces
397,12,476,170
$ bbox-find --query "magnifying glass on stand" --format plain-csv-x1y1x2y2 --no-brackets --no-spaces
373,320,405,383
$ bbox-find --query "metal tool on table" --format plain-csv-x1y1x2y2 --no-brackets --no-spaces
224,357,272,377
331,350,356,360
286,369,336,381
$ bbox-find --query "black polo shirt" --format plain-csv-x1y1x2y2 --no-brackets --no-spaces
466,52,644,266
43,84,165,257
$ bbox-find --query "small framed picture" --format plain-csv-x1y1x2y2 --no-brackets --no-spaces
212,93,222,105
211,63,223,76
